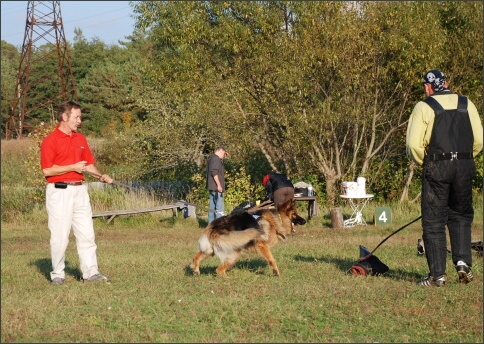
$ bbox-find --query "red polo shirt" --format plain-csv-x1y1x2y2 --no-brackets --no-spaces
40,126,96,183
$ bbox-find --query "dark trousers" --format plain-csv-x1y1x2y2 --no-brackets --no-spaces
273,186,295,210
421,159,475,278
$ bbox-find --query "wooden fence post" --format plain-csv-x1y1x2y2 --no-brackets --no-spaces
330,207,343,229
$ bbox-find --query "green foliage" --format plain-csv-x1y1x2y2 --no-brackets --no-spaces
16,44,76,129
243,150,273,185
473,153,483,190
225,166,262,209
438,2,483,104
2,1,482,206
131,1,482,205
73,37,148,136
1,41,20,136
185,172,208,208
1,128,52,221
25,123,56,189
71,33,112,79
0,186,44,222
185,166,267,214
80,106,115,136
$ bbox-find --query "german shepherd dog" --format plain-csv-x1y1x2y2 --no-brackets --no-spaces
190,199,306,277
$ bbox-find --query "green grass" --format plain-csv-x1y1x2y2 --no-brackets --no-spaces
2,139,482,342
1,207,482,343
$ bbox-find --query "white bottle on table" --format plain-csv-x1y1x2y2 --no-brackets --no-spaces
307,183,313,197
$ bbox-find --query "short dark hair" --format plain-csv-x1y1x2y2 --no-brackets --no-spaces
215,146,229,156
57,100,81,122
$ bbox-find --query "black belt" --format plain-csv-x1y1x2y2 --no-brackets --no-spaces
427,152,473,161
53,181,84,189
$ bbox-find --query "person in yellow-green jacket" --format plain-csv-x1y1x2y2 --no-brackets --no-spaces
406,70,483,287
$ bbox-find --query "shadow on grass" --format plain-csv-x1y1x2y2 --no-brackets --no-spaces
158,217,176,226
183,264,216,276
183,258,271,276
294,253,422,282
158,215,208,229
197,218,208,228
237,258,273,275
319,212,333,227
30,258,82,281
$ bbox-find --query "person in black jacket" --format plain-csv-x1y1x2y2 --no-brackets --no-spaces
262,173,295,210
262,173,297,233
206,147,228,224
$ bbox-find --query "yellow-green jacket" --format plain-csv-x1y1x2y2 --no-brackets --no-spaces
406,92,483,165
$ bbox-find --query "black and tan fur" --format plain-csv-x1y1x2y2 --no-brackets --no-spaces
190,199,306,277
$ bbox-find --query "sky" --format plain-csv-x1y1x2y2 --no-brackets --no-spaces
1,1,136,47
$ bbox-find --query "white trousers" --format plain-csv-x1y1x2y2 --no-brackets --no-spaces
46,183,99,280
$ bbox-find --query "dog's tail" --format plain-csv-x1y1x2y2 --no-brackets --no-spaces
198,227,264,253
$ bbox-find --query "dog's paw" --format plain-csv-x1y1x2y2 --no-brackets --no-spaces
215,269,228,278
190,264,200,276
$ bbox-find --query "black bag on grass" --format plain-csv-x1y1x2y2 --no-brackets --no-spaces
350,245,389,276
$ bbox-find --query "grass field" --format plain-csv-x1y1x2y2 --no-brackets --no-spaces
1,138,482,342
1,207,482,343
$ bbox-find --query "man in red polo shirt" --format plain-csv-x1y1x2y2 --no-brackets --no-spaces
40,100,113,285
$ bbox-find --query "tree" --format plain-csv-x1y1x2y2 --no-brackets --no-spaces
121,1,484,202
71,32,148,135
1,41,20,137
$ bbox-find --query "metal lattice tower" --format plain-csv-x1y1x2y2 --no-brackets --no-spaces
6,1,77,139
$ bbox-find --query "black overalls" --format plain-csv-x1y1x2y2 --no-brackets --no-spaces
421,93,475,278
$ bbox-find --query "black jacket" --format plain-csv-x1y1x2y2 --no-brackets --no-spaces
264,173,293,194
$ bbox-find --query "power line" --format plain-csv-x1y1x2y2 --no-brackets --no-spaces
1,1,134,45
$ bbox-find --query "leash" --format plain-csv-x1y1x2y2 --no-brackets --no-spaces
359,215,422,262
177,201,225,215
83,171,137,190
180,199,274,215
84,171,224,215
84,171,270,217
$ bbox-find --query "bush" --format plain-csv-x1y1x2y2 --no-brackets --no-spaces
1,186,45,222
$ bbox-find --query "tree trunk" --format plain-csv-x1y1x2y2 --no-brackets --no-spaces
325,176,338,207
400,161,416,202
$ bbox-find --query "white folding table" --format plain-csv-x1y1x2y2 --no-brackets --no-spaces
340,194,374,227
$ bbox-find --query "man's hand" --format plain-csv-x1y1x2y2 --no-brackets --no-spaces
73,160,87,173
99,174,113,183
